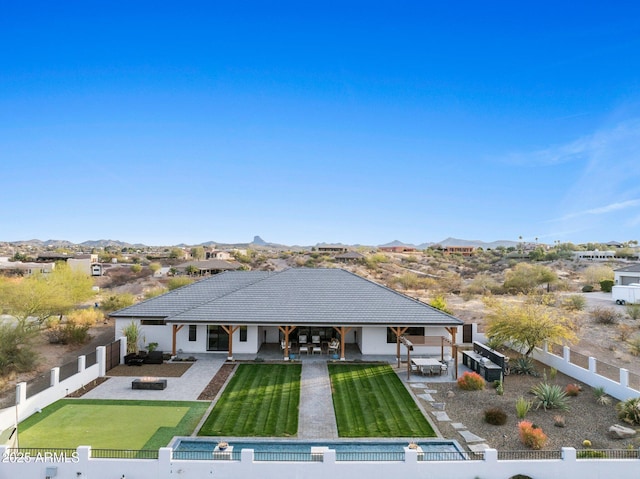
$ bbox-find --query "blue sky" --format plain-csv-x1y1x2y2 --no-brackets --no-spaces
2,2,640,246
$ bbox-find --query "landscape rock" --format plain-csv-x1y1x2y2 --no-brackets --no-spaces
446,390,456,398
608,424,637,439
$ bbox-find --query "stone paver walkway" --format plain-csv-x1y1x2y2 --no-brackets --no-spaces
297,362,338,439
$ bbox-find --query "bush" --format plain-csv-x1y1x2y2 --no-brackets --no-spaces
530,382,570,411
457,371,486,390
565,383,581,396
626,304,640,320
0,322,38,374
515,396,532,419
591,306,621,324
484,407,507,425
599,279,614,292
518,421,548,449
167,277,195,291
66,308,104,326
561,295,586,311
628,336,640,356
100,293,136,312
577,450,607,459
616,397,640,425
582,285,594,293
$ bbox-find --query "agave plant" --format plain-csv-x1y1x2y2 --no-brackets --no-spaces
511,357,538,376
530,382,569,411
616,397,640,425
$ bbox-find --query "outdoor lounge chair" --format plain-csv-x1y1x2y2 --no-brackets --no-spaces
328,339,339,355
299,335,307,344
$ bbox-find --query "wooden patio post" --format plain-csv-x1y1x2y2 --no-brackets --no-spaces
446,326,459,378
333,326,352,360
172,324,184,356
391,327,408,368
221,325,240,360
278,326,296,360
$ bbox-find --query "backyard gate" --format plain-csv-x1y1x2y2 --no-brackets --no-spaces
105,339,121,371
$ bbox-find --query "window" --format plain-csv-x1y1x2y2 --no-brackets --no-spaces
141,319,165,326
387,327,425,343
189,325,197,341
240,326,247,342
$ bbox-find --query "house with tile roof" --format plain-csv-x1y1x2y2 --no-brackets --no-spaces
110,268,464,361
614,263,640,285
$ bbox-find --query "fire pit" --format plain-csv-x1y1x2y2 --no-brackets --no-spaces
132,377,167,390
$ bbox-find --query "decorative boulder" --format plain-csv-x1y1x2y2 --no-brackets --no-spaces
608,424,637,439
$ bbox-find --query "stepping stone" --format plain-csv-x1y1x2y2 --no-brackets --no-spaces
410,383,428,388
417,393,434,402
431,402,446,410
433,411,450,422
468,443,490,453
451,423,466,430
423,389,438,394
459,430,486,443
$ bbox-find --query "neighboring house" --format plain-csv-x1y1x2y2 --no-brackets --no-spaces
110,268,464,361
441,246,475,256
614,264,640,285
36,253,99,275
174,259,241,276
0,259,55,276
205,250,234,261
606,241,623,248
335,251,365,263
317,245,348,253
573,250,616,261
379,246,417,253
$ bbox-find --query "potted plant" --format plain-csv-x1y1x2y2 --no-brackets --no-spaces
217,441,229,451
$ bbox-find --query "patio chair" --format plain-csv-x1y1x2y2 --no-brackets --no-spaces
328,339,339,355
299,335,307,344
312,335,321,345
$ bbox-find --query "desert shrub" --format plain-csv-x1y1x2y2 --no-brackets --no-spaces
618,324,634,342
582,285,594,293
565,383,581,396
466,274,501,295
628,337,640,356
484,407,508,425
590,306,621,324
62,322,90,344
66,308,104,326
148,262,162,274
130,264,143,273
429,295,452,314
577,450,607,459
457,371,485,390
100,293,136,312
616,397,640,425
144,287,168,299
515,396,532,419
554,415,566,427
626,304,640,320
518,421,548,449
530,382,569,411
561,295,586,311
485,336,504,351
593,386,612,406
167,277,195,291
0,322,38,374
511,357,537,376
599,279,614,292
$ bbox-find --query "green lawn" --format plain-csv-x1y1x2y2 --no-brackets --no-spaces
328,363,436,437
19,399,209,449
198,363,301,437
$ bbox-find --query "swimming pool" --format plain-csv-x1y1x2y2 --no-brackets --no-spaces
172,439,468,461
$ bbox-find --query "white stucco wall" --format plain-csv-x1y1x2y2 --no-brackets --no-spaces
359,326,457,356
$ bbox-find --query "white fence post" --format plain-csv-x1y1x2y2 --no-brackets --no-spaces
120,336,128,364
96,346,106,377
620,368,629,388
50,367,60,387
563,346,571,362
588,357,597,373
78,354,86,373
16,382,26,406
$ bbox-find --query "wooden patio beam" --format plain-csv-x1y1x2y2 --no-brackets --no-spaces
221,325,240,360
172,324,184,356
278,325,297,360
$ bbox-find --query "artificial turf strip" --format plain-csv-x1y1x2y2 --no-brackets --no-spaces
18,399,209,450
198,363,301,437
328,364,436,437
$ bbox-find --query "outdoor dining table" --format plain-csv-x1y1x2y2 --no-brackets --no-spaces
411,357,443,376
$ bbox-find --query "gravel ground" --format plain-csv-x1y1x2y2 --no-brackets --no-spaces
420,366,639,451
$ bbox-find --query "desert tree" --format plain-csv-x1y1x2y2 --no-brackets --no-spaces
503,263,558,294
485,297,577,357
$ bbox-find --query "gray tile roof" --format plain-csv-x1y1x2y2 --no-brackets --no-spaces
615,264,640,273
111,268,463,327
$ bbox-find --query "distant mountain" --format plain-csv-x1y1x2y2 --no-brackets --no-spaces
252,235,267,246
430,237,518,249
379,240,417,248
80,239,145,249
